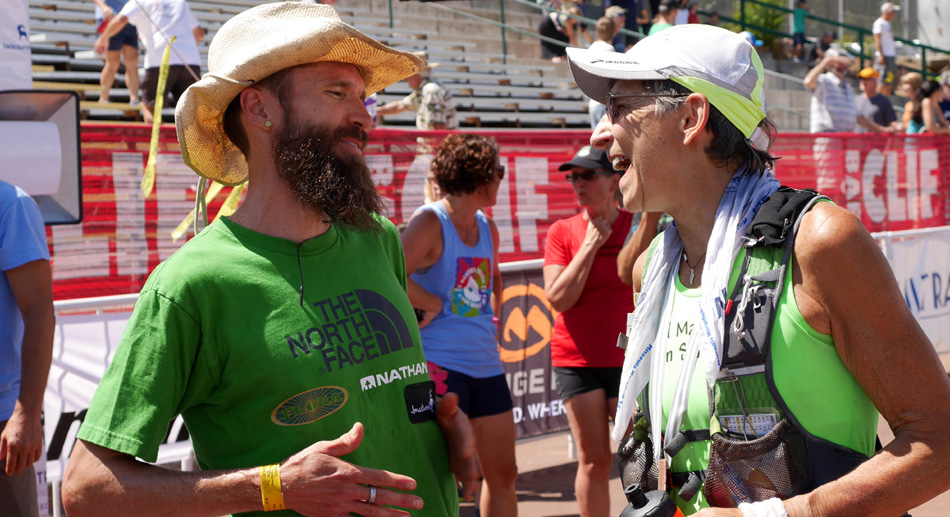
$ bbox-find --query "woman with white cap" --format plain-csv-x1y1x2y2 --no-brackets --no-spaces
566,23,950,517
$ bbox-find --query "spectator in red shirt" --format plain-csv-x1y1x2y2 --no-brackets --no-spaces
543,144,659,517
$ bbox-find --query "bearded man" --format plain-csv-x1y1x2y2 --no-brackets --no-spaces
61,4,477,516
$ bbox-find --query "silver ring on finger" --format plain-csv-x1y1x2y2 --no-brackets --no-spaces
366,485,377,505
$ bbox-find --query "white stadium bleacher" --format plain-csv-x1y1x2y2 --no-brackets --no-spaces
28,0,590,128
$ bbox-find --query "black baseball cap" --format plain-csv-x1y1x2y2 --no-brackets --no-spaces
558,146,615,172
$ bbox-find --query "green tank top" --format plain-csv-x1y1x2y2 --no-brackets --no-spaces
652,247,879,514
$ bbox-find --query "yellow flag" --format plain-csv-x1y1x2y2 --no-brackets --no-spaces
142,36,177,198
171,180,224,241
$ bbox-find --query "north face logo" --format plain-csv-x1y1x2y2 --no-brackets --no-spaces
284,289,415,374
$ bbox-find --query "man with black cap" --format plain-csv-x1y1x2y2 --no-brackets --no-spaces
567,22,950,517
62,4,476,516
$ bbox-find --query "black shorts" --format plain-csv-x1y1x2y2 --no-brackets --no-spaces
792,33,806,47
553,366,622,401
428,362,513,419
142,64,200,106
107,24,138,52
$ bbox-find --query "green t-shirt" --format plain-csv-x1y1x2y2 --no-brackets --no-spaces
792,8,807,34
648,22,673,36
78,215,458,516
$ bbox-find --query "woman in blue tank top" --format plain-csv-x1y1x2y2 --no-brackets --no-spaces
401,134,518,517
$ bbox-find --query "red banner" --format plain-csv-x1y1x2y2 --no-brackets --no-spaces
50,125,950,300
771,132,950,232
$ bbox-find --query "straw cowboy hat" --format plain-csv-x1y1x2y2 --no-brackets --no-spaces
175,2,424,186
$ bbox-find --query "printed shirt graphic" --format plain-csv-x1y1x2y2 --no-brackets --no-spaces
78,215,457,516
657,274,711,514
452,257,491,316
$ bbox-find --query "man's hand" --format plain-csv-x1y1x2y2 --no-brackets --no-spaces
280,423,423,516
0,402,43,475
435,393,479,501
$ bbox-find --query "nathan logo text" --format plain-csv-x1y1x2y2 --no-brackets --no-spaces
360,361,429,391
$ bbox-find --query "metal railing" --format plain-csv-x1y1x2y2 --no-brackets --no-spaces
386,0,642,65
733,0,950,78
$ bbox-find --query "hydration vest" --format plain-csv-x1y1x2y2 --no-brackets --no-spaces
618,187,878,509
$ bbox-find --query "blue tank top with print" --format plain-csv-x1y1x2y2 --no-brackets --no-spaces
412,201,502,378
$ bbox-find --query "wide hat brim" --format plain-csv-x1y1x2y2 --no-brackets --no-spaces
176,2,423,186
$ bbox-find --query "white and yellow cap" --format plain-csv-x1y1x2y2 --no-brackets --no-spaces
567,24,769,150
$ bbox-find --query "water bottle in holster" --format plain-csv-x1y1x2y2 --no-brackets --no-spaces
620,484,684,517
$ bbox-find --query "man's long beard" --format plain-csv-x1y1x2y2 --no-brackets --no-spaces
273,119,382,231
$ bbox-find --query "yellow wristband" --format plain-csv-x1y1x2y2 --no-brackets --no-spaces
259,464,285,512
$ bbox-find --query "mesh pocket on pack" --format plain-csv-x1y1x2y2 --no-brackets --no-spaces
703,418,808,507
617,426,658,492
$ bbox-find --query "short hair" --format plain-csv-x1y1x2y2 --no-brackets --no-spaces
222,67,297,157
596,17,615,41
430,134,500,196
638,80,777,172
940,70,950,87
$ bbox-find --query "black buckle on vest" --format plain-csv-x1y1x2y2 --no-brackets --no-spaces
662,429,711,457
670,469,707,501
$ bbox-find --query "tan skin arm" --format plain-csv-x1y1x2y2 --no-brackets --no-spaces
902,100,914,128
855,114,892,133
488,217,503,318
803,55,834,91
543,215,613,313
874,32,884,65
922,98,950,134
193,25,206,43
94,14,129,55
376,100,409,117
695,202,950,516
92,0,116,20
0,260,54,475
617,212,662,286
62,424,423,517
400,208,444,328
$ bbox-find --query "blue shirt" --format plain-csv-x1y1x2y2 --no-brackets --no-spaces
411,201,501,378
939,98,950,126
95,0,129,21
0,181,50,421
